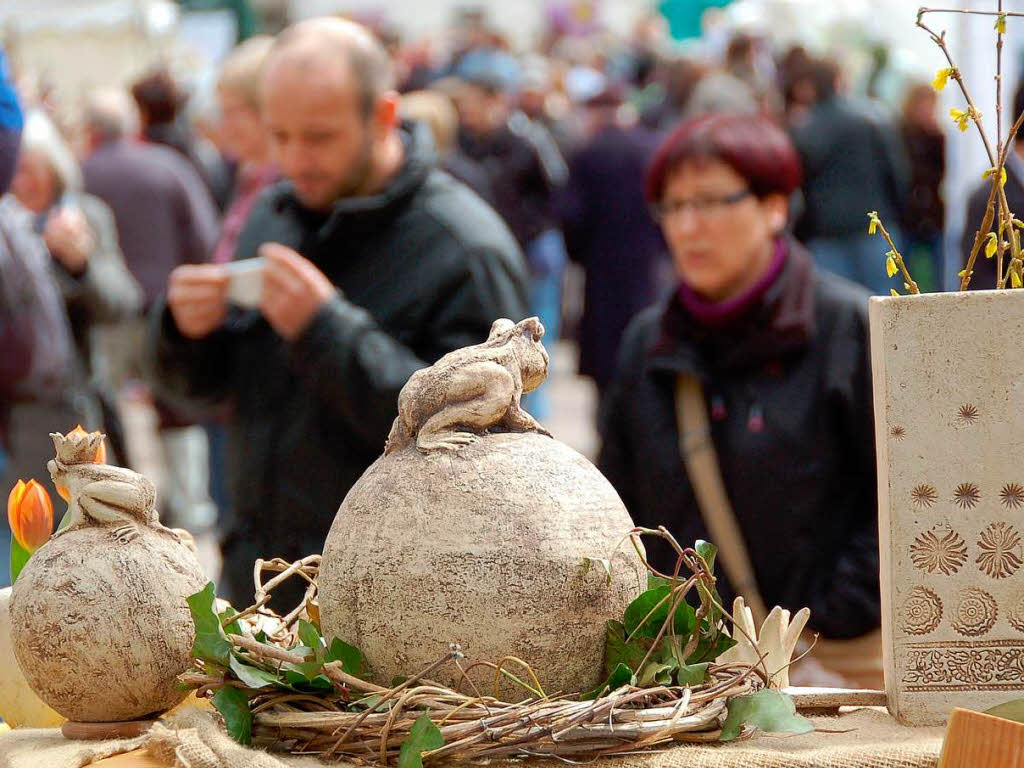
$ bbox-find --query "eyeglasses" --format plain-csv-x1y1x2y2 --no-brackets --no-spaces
650,189,753,222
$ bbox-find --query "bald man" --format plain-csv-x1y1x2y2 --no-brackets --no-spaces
149,19,528,605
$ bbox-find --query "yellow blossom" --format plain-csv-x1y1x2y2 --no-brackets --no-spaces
1013,270,1023,289
886,255,898,278
932,68,954,91
996,13,1007,34
950,107,971,132
986,233,998,259
982,166,1008,187
890,289,900,297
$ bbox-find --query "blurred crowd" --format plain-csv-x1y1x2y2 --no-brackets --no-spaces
0,3,1000,686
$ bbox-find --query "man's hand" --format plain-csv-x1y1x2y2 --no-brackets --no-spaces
259,243,336,341
44,207,94,275
167,264,229,340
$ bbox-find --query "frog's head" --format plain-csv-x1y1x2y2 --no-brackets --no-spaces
511,317,548,393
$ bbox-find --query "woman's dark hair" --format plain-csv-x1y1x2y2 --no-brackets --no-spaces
645,112,803,203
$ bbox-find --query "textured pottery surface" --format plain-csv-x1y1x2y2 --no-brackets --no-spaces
0,587,63,728
870,291,1024,726
320,317,645,694
9,431,206,722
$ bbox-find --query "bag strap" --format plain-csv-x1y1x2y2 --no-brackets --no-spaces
674,373,770,625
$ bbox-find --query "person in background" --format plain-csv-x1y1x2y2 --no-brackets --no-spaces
961,81,1024,291
599,113,881,688
81,87,220,534
212,35,279,265
455,52,567,421
898,82,944,293
0,53,97,542
9,110,142,461
150,18,527,608
559,81,667,397
790,58,909,294
399,89,494,204
131,68,234,211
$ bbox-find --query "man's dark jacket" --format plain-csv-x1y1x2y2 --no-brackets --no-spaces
148,125,529,604
791,97,909,241
598,242,879,639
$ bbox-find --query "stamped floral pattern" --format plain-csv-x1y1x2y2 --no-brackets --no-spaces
976,522,1023,579
1001,483,1024,510
910,525,968,576
911,484,938,509
902,586,943,636
953,482,981,510
952,588,999,637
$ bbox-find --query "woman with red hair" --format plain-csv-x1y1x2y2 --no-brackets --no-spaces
598,112,881,687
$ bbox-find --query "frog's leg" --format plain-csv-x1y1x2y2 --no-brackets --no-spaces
416,362,514,453
503,403,552,437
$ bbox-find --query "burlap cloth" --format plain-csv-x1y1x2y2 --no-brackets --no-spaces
0,707,944,768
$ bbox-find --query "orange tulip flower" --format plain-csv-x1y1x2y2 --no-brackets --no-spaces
7,480,54,553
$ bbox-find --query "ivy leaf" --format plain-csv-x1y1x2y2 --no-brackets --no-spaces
284,660,324,682
647,574,671,590
676,662,709,687
985,698,1024,723
687,632,737,665
298,619,324,661
9,537,30,584
604,620,651,676
219,607,242,637
637,659,677,687
720,690,814,742
186,583,231,666
229,655,279,690
694,540,717,573
398,713,444,768
624,587,696,639
581,663,636,700
326,637,365,677
212,686,252,745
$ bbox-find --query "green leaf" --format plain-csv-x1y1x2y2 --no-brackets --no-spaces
212,686,252,745
219,607,242,637
254,630,269,644
985,698,1024,723
581,663,636,700
186,583,231,666
398,713,444,768
229,655,279,690
676,662,709,687
326,637,365,676
695,540,717,573
637,659,677,687
284,660,323,682
9,537,30,584
647,574,671,590
720,690,814,742
298,619,324,660
624,587,696,639
687,632,737,665
603,620,650,676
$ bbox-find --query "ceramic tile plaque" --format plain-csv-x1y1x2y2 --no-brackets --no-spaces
870,290,1024,726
